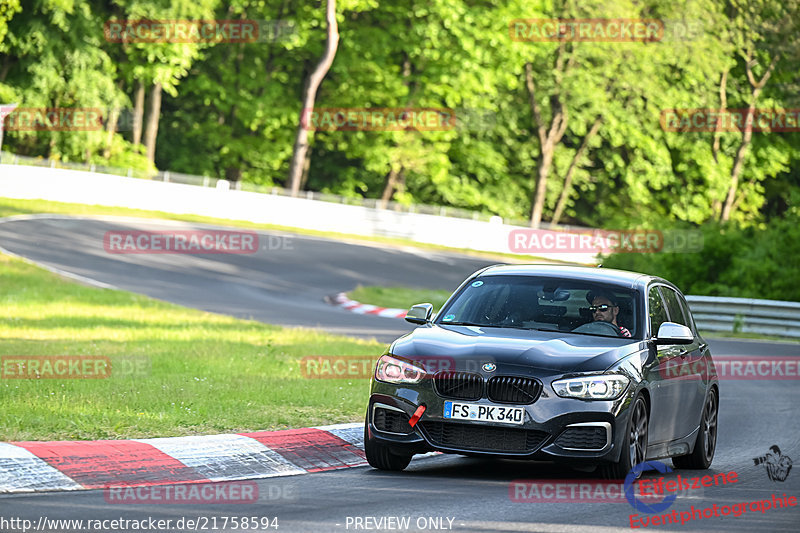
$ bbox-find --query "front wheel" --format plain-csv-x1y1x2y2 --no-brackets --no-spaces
364,417,413,471
673,389,717,470
601,395,648,479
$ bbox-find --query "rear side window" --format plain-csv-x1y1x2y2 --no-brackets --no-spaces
661,287,689,327
648,287,668,336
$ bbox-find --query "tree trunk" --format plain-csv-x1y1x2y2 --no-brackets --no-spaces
286,0,339,196
144,82,162,165
719,54,777,222
720,106,756,222
225,166,242,183
530,149,554,228
0,55,13,83
525,62,568,228
711,70,728,163
299,147,312,190
393,169,406,209
551,116,602,226
103,107,120,159
132,81,145,146
380,166,404,208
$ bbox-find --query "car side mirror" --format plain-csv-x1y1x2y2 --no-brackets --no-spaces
654,322,694,345
405,303,433,325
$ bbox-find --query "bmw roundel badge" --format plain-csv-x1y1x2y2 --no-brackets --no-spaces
482,362,496,372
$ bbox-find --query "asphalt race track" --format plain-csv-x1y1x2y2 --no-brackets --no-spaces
0,215,495,342
1,216,799,533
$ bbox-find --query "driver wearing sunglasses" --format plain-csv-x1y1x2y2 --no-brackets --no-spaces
587,291,631,338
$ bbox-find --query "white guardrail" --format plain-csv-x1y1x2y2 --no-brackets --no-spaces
0,164,603,263
686,296,800,339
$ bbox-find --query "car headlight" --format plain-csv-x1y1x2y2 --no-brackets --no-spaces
552,374,630,400
375,354,426,384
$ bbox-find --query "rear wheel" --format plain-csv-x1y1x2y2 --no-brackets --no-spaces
364,417,413,471
601,395,648,479
673,389,717,470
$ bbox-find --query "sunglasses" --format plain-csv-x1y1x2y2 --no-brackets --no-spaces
589,304,615,312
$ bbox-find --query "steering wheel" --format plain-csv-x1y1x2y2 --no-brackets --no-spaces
571,320,622,337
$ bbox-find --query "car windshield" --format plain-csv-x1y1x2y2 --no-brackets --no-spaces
436,275,641,339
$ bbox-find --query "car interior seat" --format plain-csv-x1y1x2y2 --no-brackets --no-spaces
499,286,540,325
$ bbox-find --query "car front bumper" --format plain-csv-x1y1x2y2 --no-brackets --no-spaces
366,379,636,464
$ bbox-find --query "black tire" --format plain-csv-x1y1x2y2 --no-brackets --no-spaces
364,418,413,471
673,389,718,470
601,395,649,479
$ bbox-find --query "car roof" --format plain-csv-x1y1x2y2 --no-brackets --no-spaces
477,264,655,290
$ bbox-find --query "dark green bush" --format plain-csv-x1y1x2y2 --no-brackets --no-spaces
601,216,800,302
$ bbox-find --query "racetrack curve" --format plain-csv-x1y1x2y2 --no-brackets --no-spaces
1,215,798,533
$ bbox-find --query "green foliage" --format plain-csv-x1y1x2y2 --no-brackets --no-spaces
91,135,155,172
0,0,20,49
0,0,799,288
601,214,800,301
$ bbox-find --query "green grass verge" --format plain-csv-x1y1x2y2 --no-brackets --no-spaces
0,253,384,441
348,286,453,314
0,197,564,265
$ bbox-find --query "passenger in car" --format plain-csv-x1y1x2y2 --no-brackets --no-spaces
587,291,632,337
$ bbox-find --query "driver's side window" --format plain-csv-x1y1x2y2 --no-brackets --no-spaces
648,287,668,336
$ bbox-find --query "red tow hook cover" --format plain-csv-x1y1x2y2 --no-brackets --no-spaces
408,405,426,427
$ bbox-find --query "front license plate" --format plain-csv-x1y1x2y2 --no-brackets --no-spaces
443,401,525,425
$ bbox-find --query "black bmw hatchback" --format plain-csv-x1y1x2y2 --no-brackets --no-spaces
364,265,719,478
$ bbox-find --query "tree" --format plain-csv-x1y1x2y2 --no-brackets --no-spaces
716,0,800,222
287,0,339,196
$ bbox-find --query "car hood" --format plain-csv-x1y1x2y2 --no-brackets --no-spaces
391,324,644,375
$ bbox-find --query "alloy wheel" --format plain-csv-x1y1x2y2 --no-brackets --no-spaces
702,392,718,462
629,398,648,475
